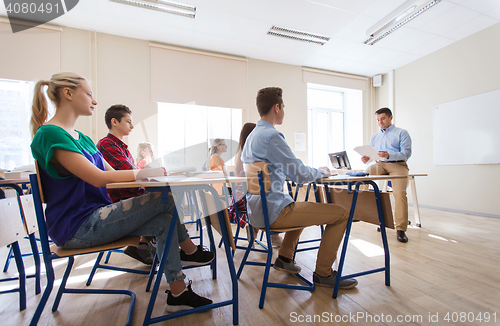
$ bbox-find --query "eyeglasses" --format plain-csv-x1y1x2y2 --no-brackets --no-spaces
219,143,227,146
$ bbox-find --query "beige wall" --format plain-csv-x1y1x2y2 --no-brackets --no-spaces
247,59,309,162
57,30,313,163
59,28,158,155
383,22,500,217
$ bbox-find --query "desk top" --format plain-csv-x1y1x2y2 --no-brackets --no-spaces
318,174,408,183
409,173,427,177
0,178,30,185
107,175,247,189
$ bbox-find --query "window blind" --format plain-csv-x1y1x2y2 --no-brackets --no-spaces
0,20,60,82
150,43,247,109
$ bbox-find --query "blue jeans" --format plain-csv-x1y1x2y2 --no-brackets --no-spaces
63,192,189,283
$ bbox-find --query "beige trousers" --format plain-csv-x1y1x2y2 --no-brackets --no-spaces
270,202,349,277
365,162,409,231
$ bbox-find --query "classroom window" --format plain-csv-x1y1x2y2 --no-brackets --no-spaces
157,103,242,171
307,83,363,170
0,78,55,170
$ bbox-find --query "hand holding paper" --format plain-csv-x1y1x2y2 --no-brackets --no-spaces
354,145,379,163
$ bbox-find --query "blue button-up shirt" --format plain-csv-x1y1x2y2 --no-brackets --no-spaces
369,124,412,162
241,120,329,228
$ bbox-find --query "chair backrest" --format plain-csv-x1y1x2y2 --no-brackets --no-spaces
18,194,38,235
243,162,270,195
223,165,237,177
29,173,52,256
197,190,236,251
34,161,46,204
0,197,27,248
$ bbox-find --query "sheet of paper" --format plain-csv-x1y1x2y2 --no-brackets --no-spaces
294,133,306,152
353,145,379,163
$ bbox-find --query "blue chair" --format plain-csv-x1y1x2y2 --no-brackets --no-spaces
1,184,41,296
183,190,204,246
0,196,28,311
236,162,315,309
29,173,138,325
218,166,265,254
285,181,324,257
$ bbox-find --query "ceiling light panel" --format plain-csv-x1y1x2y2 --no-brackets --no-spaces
364,0,442,45
109,0,196,18
267,26,330,45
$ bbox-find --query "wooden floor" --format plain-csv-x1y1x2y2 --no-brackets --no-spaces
1,207,499,326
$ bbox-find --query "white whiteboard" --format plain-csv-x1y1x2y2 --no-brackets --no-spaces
433,88,500,165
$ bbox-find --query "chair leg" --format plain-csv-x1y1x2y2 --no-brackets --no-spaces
28,233,41,294
236,229,255,279
86,251,105,286
30,256,56,326
3,245,13,272
104,250,113,263
259,232,274,309
233,223,241,247
52,256,75,312
11,242,26,311
145,254,158,292
197,217,203,247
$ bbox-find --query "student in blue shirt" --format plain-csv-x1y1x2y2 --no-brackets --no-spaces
242,87,357,289
361,107,412,243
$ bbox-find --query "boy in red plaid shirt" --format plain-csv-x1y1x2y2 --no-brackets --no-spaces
97,105,214,267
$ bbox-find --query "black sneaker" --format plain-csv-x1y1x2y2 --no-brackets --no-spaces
180,245,215,266
147,240,157,255
165,281,213,312
123,245,153,265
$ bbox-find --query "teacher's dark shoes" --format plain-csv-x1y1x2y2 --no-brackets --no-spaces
313,271,358,289
397,230,408,243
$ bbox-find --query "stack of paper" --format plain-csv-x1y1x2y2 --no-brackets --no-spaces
353,145,379,163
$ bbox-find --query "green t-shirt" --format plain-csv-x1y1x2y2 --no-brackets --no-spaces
31,125,112,246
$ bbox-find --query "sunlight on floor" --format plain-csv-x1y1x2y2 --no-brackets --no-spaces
428,234,448,241
350,239,384,257
1,256,127,292
76,259,103,270
53,270,127,286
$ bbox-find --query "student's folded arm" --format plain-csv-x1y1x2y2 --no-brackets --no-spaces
53,149,136,188
267,134,325,184
104,160,115,172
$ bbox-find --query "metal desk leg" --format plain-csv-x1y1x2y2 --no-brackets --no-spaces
142,195,180,326
333,183,360,299
409,176,422,227
332,181,391,298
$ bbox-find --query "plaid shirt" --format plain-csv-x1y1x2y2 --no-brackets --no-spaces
96,133,145,202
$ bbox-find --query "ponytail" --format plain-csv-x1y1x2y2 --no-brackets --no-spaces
30,72,86,137
30,80,49,138
210,138,223,155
